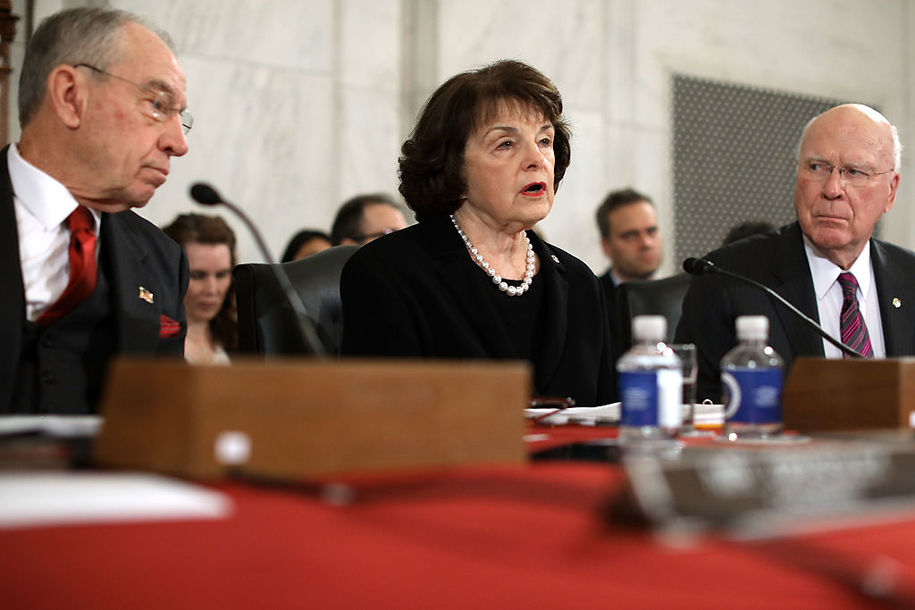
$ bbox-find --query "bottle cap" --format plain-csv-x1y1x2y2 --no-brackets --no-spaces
736,315,768,341
632,315,667,342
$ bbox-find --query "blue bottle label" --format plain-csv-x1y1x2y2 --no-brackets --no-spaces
722,368,782,424
620,370,681,427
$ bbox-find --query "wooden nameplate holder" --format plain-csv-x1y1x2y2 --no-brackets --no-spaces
93,357,530,480
782,357,915,432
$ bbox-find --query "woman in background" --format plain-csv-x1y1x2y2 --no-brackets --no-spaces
281,229,332,262
341,60,614,406
163,214,238,364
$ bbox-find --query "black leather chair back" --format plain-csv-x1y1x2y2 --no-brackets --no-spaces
233,245,359,356
615,273,692,352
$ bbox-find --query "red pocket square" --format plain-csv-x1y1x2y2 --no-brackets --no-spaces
159,314,181,338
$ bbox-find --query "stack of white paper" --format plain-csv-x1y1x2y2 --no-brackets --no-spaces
0,471,232,529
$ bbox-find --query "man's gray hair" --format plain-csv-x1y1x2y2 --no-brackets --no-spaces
18,7,174,128
795,104,903,171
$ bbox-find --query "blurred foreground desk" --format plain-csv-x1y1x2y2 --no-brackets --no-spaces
4,442,915,609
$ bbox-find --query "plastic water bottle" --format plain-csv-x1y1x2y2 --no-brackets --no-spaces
721,315,784,439
618,315,682,445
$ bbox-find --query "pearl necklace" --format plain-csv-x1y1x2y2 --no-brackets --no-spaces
450,214,535,297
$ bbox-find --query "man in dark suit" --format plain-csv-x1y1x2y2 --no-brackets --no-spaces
1,8,192,414
594,188,664,361
677,104,915,401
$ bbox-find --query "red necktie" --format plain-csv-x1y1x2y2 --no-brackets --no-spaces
837,272,873,358
36,206,98,326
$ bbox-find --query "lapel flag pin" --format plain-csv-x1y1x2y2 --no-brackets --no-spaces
893,297,902,309
139,286,154,304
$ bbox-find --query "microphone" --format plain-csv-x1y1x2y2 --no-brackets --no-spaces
191,183,275,265
682,257,863,359
682,257,714,276
190,182,327,357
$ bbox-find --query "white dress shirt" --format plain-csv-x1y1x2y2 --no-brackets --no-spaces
609,268,624,287
803,235,885,358
10,143,101,322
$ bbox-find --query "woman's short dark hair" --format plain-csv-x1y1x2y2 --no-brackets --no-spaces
162,213,238,351
399,59,571,221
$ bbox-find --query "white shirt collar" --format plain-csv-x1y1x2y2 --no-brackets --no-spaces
803,233,873,301
609,268,624,286
608,268,656,286
8,143,100,232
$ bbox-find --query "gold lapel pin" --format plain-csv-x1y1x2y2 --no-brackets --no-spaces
550,254,559,263
893,297,902,309
139,286,154,304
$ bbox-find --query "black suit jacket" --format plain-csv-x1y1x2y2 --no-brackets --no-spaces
0,146,188,412
675,222,915,400
598,270,625,367
598,270,617,329
340,215,616,406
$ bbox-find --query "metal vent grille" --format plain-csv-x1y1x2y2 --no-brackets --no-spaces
672,75,848,263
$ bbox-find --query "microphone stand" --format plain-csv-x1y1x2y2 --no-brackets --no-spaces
191,183,328,357
683,257,863,359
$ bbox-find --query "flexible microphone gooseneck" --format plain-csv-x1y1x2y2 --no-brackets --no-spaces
190,182,327,357
682,257,863,359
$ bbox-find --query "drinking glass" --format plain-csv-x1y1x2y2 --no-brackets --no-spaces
668,343,702,435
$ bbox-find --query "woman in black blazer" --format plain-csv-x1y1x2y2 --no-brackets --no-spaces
341,60,615,407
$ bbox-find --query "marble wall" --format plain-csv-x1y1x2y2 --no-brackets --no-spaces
9,0,914,273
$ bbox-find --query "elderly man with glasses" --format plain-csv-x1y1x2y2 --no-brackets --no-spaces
1,7,192,414
676,103,915,401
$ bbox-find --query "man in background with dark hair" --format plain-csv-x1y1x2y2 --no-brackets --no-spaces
596,188,663,289
723,220,775,245
1,7,191,414
330,193,408,246
595,187,664,329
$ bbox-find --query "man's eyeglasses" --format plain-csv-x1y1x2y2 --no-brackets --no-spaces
74,63,193,135
798,160,894,187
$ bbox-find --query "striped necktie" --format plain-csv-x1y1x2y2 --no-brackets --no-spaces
837,272,873,358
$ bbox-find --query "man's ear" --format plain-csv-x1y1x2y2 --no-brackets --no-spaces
47,65,85,129
885,172,900,213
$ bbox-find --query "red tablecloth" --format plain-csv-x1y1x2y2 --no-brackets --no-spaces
4,459,915,609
